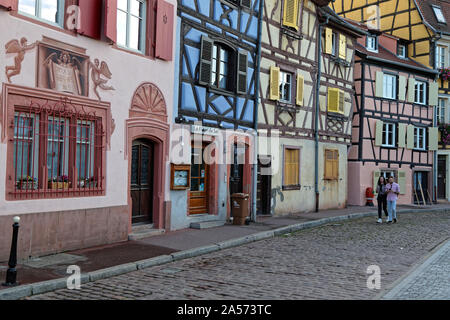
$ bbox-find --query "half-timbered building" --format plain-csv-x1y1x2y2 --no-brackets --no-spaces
349,24,439,206
0,0,176,261
170,0,261,229
257,0,365,215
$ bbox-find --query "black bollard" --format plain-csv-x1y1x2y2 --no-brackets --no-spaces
2,216,20,287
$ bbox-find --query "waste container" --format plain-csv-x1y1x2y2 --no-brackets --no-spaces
231,193,249,225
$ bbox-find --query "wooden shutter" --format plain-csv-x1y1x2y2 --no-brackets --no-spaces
0,0,17,10
324,150,338,180
269,66,280,100
77,0,103,39
155,0,175,61
398,76,406,101
282,0,299,30
284,149,299,186
338,89,345,113
327,88,339,112
333,150,339,179
375,120,383,146
398,123,407,148
429,127,439,151
408,78,415,103
406,124,415,149
325,28,333,55
339,34,347,59
429,81,439,106
375,71,384,98
398,171,406,194
373,170,381,195
236,50,248,95
199,36,214,85
240,0,251,9
296,74,304,106
105,0,117,43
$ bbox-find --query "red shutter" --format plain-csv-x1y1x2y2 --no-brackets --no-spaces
77,0,103,39
104,0,117,43
155,0,174,61
0,0,18,10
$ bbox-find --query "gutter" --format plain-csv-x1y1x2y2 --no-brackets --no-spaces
251,0,265,221
364,55,439,76
314,15,329,213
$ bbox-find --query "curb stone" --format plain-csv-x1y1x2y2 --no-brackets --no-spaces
1,207,449,300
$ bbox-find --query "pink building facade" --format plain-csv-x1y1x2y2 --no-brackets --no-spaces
349,28,439,206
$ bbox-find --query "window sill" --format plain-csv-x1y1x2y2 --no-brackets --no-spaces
11,12,76,37
112,44,155,60
277,101,299,113
323,178,339,181
207,86,235,97
330,56,350,67
327,112,347,120
381,145,397,149
282,185,301,191
281,27,303,40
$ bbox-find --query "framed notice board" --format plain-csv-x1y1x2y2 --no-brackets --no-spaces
170,164,191,190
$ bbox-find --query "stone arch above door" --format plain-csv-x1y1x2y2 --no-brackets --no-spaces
130,82,167,122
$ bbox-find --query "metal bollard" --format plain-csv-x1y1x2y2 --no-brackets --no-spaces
2,216,20,287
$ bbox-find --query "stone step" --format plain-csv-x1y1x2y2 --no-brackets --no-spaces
128,227,165,241
190,220,226,230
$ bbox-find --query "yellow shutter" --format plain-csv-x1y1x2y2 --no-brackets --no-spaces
269,66,280,100
333,150,339,179
338,89,345,114
296,74,304,106
339,34,347,59
327,88,339,112
325,27,333,54
282,0,299,30
284,148,299,186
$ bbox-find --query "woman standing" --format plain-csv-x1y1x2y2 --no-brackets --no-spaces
376,176,388,223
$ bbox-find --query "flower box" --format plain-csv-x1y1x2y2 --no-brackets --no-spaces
48,182,71,190
78,180,98,188
17,181,38,190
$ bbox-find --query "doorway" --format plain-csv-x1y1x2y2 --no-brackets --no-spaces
257,155,272,215
189,144,209,214
229,144,246,215
130,139,154,224
413,171,429,204
438,155,446,199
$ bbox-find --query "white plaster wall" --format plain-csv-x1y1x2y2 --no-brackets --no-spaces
0,2,176,216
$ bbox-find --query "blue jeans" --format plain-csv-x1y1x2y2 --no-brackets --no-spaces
387,200,397,221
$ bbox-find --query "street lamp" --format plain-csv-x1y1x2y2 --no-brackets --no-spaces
2,216,20,287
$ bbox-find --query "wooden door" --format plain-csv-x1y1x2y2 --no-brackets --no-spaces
438,156,446,199
413,171,429,204
131,140,153,224
229,144,245,216
189,146,209,214
257,156,272,215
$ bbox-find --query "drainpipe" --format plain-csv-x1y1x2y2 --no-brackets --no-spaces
314,16,329,212
433,33,442,203
251,0,265,221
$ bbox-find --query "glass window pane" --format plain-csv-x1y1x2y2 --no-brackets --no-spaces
118,0,128,11
129,16,141,50
19,0,36,15
117,10,127,47
40,0,58,23
130,0,143,17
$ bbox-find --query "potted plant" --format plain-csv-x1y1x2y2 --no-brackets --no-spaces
17,176,38,190
439,124,450,147
48,175,71,190
78,176,97,188
439,68,450,81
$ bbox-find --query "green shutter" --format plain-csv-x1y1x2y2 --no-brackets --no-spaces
429,82,438,106
236,50,248,95
398,123,406,148
429,127,439,151
398,171,406,195
375,72,384,98
408,78,416,103
373,170,381,194
406,125,415,149
398,76,406,101
375,120,383,146
199,36,213,85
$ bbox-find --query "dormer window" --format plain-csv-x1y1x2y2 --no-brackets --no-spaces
398,44,407,58
432,5,446,24
366,35,378,52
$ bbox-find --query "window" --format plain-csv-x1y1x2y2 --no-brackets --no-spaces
18,0,65,26
432,5,447,24
415,80,427,105
11,104,104,199
382,123,396,147
398,44,406,58
211,44,231,90
436,46,446,69
324,149,339,180
438,99,447,124
366,35,378,51
331,32,337,56
414,127,426,150
383,74,397,99
223,0,251,8
381,170,396,181
117,0,147,52
283,148,299,188
282,0,300,31
279,71,292,103
327,88,345,114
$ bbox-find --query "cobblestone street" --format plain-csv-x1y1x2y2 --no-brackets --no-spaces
27,211,450,300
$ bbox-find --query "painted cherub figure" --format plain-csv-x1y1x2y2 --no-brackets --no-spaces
89,58,114,100
5,37,37,83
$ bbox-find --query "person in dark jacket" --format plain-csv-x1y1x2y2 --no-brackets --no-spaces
376,176,388,223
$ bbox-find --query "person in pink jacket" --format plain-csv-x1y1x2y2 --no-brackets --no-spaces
385,176,400,223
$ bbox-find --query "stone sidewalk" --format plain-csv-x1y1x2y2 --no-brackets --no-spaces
1,203,450,299
381,238,450,300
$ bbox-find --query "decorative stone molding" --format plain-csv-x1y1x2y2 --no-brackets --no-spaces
130,82,167,122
